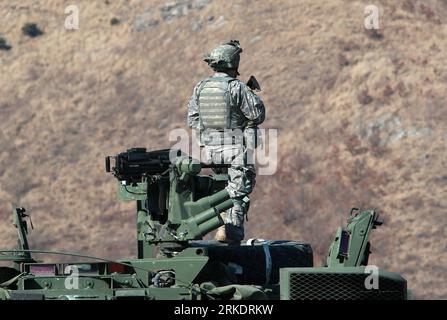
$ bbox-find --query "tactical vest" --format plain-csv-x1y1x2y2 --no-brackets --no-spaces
198,76,240,130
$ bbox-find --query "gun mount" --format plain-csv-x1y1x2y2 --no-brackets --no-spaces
105,148,240,257
0,147,408,300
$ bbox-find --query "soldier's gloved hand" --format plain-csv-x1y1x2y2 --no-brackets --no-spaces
245,120,256,128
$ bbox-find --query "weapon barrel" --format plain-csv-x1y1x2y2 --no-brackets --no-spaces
189,198,233,237
191,198,234,226
193,189,231,209
197,216,224,236
106,148,230,184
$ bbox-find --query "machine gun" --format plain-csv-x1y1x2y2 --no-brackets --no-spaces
105,148,238,257
105,148,175,184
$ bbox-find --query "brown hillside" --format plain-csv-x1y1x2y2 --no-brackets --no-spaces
0,0,446,299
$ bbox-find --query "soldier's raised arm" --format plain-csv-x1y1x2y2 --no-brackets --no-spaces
230,81,266,127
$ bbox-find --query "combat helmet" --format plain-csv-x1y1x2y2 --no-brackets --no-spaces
204,40,243,73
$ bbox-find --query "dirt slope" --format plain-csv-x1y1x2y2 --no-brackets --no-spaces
0,0,446,299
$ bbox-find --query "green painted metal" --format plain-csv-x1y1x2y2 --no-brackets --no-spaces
279,267,408,300
5,206,35,264
327,209,382,267
0,147,408,300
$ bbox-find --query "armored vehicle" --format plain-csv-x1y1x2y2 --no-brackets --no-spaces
0,148,408,300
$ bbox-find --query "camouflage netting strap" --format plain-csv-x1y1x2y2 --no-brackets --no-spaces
198,77,234,130
200,282,267,300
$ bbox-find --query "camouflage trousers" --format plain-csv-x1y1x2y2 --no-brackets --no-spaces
204,144,256,228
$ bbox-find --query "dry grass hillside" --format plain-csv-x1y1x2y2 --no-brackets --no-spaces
0,0,446,299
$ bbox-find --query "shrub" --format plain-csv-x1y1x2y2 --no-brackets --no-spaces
365,29,384,40
110,18,120,25
0,36,12,50
22,23,44,37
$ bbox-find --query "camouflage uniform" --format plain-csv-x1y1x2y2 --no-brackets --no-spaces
187,71,265,241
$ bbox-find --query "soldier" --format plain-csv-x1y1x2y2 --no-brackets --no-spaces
187,40,265,243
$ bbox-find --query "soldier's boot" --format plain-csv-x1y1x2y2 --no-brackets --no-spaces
215,227,227,242
215,203,245,244
215,224,244,243
224,224,244,244
215,211,228,242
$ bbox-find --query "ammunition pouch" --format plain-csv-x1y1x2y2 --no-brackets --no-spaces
200,128,261,149
200,129,244,146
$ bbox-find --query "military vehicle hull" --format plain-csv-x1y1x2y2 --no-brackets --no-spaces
0,148,408,300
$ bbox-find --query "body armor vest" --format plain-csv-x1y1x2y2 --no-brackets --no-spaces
198,76,239,130
198,76,248,146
